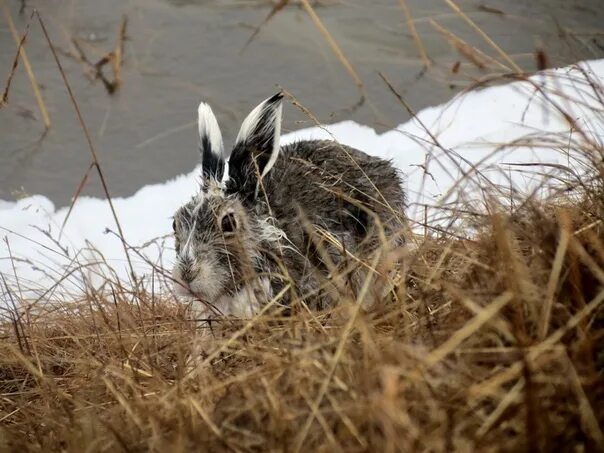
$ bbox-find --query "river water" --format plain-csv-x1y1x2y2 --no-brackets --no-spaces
1,0,603,205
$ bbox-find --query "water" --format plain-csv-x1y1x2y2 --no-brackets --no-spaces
1,0,603,206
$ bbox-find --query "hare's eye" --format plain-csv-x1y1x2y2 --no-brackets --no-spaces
220,213,237,233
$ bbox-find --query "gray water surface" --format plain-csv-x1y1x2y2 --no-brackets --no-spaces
1,0,603,206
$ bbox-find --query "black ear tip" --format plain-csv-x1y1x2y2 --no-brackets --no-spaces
267,91,284,104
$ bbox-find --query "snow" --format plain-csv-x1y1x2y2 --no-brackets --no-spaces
2,59,604,300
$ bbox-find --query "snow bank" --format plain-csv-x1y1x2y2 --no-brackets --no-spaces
2,60,603,299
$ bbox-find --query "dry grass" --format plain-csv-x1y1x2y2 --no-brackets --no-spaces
1,2,50,128
1,154,603,451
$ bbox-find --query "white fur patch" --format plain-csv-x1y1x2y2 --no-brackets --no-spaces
191,277,271,320
257,216,301,256
205,179,225,196
256,217,287,242
180,217,198,261
189,264,225,301
197,102,225,157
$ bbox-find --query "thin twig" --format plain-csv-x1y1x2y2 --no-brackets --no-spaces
299,0,365,95
397,0,431,68
241,0,289,53
36,12,137,284
111,14,127,89
1,11,30,105
60,162,95,237
430,19,510,71
443,0,522,73
2,3,51,128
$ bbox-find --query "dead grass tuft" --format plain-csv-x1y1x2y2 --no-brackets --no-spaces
1,160,604,451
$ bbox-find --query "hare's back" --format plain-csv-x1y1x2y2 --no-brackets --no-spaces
278,140,405,212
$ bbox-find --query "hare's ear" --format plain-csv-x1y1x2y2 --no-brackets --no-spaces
198,102,226,182
228,92,283,197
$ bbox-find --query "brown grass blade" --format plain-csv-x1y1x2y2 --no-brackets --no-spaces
299,0,364,94
2,2,51,128
397,0,431,68
241,0,289,53
443,0,522,73
539,209,570,339
565,352,604,449
293,252,382,452
430,19,509,71
1,10,29,105
59,162,95,238
190,398,223,439
477,378,524,438
422,291,513,369
36,12,137,282
111,14,127,89
472,288,604,399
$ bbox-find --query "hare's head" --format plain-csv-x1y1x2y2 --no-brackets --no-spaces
172,93,284,305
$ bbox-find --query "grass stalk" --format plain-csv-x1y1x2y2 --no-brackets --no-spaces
2,2,51,128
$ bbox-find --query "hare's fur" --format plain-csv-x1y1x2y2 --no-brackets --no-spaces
172,94,406,318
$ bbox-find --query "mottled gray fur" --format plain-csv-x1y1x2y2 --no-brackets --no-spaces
172,93,406,316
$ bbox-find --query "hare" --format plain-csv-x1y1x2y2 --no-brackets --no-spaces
172,93,405,319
